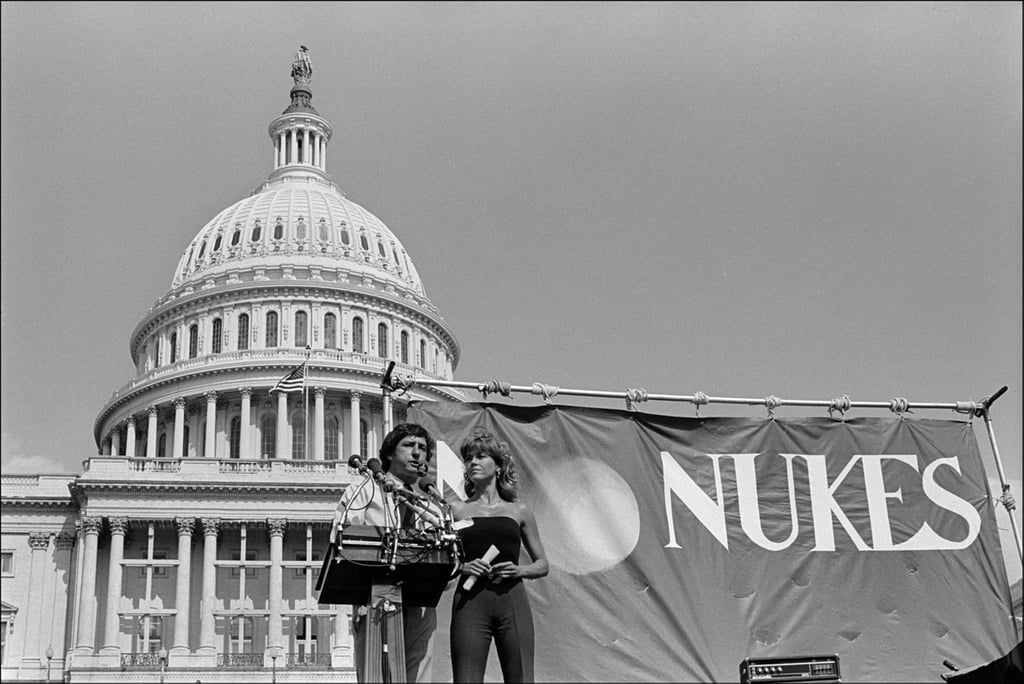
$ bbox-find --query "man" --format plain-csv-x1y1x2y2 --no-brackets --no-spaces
333,423,442,683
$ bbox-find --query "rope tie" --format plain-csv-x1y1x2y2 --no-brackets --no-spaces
764,395,782,419
888,397,911,416
390,373,417,396
478,380,512,399
692,390,709,417
828,394,852,420
954,401,980,417
531,382,560,404
626,388,649,411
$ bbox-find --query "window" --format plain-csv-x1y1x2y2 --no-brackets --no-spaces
1,551,12,576
340,226,350,246
231,550,258,578
251,220,262,242
293,615,319,657
228,615,255,654
266,311,278,347
237,314,249,351
325,416,339,461
359,233,370,251
261,416,276,459
400,331,409,364
377,240,387,259
324,313,337,349
189,325,198,358
274,220,284,240
212,318,222,354
318,220,328,242
183,425,190,459
294,311,308,348
229,417,240,459
213,234,223,252
293,551,322,578
231,226,241,246
170,332,177,363
197,240,207,261
135,615,164,654
377,323,388,359
296,219,307,241
1,618,7,665
155,337,161,367
419,339,426,368
292,413,306,460
359,419,368,458
140,549,168,578
352,317,364,353
158,433,167,459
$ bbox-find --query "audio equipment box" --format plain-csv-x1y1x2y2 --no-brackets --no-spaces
739,654,841,683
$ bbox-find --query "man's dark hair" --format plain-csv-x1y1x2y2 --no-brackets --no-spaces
379,423,434,472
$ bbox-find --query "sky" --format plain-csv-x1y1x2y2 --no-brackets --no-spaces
1,3,1021,581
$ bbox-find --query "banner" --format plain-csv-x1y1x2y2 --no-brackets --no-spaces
408,402,1018,682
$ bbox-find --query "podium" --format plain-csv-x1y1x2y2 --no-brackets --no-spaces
315,523,458,682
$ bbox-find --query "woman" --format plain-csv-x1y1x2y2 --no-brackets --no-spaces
450,428,549,683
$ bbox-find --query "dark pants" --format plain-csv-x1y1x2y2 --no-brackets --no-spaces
450,581,535,683
353,604,437,683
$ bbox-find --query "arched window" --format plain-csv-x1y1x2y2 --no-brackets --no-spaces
377,323,388,359
261,416,276,458
294,311,308,348
377,240,387,259
158,433,167,459
183,425,190,458
325,416,339,461
359,233,370,251
324,313,337,349
340,226,350,246
231,226,241,246
360,419,369,458
229,416,240,459
197,240,207,261
251,220,262,243
237,314,249,351
212,318,222,354
296,219,307,241
352,317,364,353
170,332,178,363
213,234,223,252
419,339,426,368
292,413,306,460
400,331,409,364
154,337,161,367
188,324,198,358
274,220,284,240
318,220,329,242
266,311,278,347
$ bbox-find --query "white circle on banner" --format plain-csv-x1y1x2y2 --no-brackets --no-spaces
531,457,640,575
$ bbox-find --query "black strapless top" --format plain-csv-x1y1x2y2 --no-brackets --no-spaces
459,515,521,567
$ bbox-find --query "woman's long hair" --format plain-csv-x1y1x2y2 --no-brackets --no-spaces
460,427,518,502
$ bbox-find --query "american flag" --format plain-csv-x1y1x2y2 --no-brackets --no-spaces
269,362,306,394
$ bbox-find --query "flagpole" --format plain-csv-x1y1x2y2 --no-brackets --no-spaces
304,345,311,461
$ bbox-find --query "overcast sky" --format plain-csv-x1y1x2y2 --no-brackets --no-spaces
2,2,1021,579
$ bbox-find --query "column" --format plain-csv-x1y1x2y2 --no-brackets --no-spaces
314,387,326,460
198,518,219,654
312,133,319,167
349,391,361,458
125,417,136,458
75,517,102,654
172,518,194,654
332,605,352,668
276,392,288,459
23,532,50,665
240,388,253,459
172,398,186,459
53,534,75,670
290,130,298,166
146,406,158,458
110,428,121,457
267,519,286,650
204,392,218,458
302,128,310,164
101,518,128,653
321,137,326,170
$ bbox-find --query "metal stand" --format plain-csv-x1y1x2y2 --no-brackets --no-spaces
364,581,407,683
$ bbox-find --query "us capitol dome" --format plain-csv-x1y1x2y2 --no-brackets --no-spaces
93,47,462,463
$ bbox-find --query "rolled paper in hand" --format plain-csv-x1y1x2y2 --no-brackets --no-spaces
462,544,500,591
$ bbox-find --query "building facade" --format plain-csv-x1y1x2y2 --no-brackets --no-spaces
1,48,462,683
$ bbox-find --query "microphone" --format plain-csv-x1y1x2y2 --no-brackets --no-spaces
348,454,365,471
366,457,393,491
416,462,429,477
463,544,500,591
418,476,445,503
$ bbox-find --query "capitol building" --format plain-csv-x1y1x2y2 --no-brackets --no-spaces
1,49,462,682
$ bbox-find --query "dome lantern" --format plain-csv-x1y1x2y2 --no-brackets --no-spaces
266,46,333,184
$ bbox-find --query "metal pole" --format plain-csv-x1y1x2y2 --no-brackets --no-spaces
980,404,1022,564
381,362,396,435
